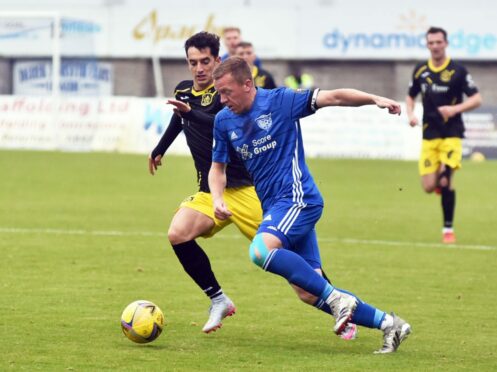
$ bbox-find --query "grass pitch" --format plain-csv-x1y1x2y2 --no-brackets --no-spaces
0,150,496,371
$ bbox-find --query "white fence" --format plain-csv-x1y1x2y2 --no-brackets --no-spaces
0,95,419,159
1,96,496,159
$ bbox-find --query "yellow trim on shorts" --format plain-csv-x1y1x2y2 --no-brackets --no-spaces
418,137,462,176
179,186,262,240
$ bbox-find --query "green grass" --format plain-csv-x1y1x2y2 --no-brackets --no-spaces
0,150,496,371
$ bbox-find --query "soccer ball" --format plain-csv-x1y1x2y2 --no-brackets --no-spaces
470,151,486,163
121,300,164,344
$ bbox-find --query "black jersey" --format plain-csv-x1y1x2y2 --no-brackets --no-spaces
253,66,277,89
151,80,252,192
408,58,478,139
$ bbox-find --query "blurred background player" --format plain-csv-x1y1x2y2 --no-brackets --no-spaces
406,26,482,244
209,57,411,353
284,63,315,90
148,31,262,333
235,41,277,89
221,26,262,68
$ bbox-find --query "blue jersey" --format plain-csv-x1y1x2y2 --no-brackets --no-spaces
213,87,323,212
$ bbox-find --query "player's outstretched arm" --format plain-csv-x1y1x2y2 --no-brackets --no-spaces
168,99,217,126
316,89,401,115
208,162,232,220
167,99,191,117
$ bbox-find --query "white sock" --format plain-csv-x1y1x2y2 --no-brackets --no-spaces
325,288,340,306
380,314,394,330
443,227,454,234
211,291,227,303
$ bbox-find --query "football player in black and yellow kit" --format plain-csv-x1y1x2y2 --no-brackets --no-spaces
149,32,260,333
235,41,277,89
406,27,482,244
148,32,339,336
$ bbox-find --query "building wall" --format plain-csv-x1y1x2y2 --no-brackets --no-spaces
125,59,497,103
1,57,495,102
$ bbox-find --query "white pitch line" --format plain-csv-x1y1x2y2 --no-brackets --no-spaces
0,227,495,252
0,227,166,237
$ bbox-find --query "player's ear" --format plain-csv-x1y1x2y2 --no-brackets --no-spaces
244,78,254,91
215,56,221,64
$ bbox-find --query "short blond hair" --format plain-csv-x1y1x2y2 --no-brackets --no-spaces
222,26,241,35
213,57,252,85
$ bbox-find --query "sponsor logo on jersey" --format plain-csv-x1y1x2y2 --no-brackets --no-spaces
431,84,450,93
263,214,272,221
466,74,477,88
255,113,272,131
267,226,278,231
230,131,238,140
236,144,253,160
252,134,278,155
422,83,449,94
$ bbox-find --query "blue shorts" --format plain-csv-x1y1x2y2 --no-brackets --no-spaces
258,200,323,269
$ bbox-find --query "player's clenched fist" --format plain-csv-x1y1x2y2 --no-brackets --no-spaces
213,198,232,220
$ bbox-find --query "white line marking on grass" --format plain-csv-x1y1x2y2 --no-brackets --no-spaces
0,227,167,237
319,237,496,252
0,227,495,251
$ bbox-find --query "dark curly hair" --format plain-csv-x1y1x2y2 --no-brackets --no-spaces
184,31,220,58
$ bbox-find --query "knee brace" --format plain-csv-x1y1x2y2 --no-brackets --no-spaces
249,234,270,268
438,166,453,189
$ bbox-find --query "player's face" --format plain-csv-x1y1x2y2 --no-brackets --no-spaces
224,31,241,54
186,47,220,90
215,73,253,114
426,32,448,61
235,46,256,67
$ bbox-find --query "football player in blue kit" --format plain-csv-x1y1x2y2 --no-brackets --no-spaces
208,57,411,354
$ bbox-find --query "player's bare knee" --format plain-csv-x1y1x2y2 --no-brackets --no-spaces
421,179,437,193
439,176,448,188
167,227,190,245
438,166,453,190
423,184,436,193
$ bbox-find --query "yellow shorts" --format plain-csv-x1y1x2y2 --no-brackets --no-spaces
179,186,262,240
419,137,462,176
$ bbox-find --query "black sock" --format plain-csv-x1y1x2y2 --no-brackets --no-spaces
172,240,222,299
441,188,456,228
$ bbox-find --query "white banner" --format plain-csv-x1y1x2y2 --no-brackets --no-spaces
2,95,497,159
0,96,426,160
13,60,113,96
463,108,497,158
0,96,188,154
1,0,496,59
301,105,422,160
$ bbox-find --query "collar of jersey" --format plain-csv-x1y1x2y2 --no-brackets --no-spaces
191,83,215,96
428,57,451,73
252,66,259,78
